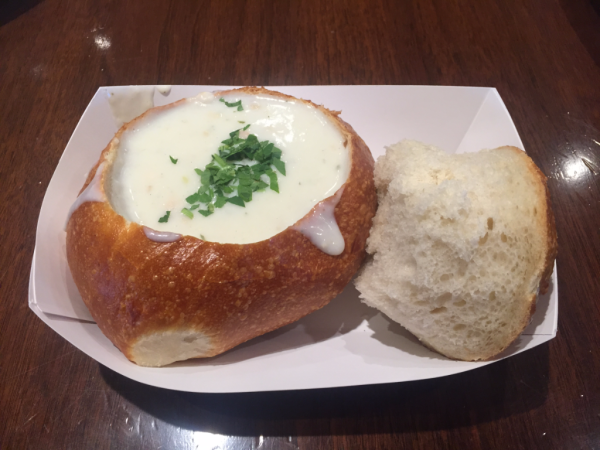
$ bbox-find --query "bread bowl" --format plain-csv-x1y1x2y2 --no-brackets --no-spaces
355,140,557,361
65,87,377,367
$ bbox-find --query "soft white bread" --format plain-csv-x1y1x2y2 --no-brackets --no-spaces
354,140,557,361
66,87,377,367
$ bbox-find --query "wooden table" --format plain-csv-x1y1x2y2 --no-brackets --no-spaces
1,0,599,448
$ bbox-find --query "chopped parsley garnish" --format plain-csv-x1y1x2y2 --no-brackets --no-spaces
226,196,245,207
158,211,171,223
182,126,285,218
219,97,243,111
181,208,193,219
170,156,178,164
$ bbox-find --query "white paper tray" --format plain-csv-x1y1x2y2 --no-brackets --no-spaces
30,85,558,393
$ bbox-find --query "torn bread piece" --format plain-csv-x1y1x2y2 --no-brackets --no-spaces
355,140,557,361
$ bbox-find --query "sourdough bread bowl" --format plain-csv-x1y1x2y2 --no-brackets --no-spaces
66,87,377,367
355,140,557,361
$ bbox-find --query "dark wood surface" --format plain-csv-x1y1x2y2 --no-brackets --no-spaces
1,0,599,448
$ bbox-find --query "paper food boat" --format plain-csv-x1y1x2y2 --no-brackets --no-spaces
30,85,558,393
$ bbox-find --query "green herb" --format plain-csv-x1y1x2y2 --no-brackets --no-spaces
271,157,286,175
227,196,245,207
170,156,178,164
214,195,228,208
219,98,243,111
186,193,200,204
181,208,193,219
266,170,279,193
158,211,171,223
181,127,286,219
200,234,205,240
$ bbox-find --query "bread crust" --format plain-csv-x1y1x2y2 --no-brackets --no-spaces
479,146,557,360
66,87,377,366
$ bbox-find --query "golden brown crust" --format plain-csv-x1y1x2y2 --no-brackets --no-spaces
539,178,558,296
482,146,557,361
505,146,557,296
66,87,377,364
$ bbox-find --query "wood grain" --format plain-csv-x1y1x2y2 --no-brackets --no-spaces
1,0,599,449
